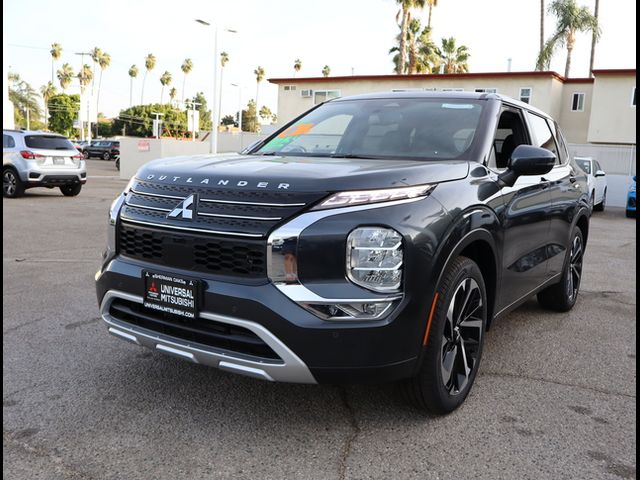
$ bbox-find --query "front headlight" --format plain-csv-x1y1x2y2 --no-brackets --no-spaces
312,184,435,210
347,227,403,292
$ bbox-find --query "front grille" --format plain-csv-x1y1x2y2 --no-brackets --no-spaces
120,179,328,238
119,223,266,278
109,299,280,361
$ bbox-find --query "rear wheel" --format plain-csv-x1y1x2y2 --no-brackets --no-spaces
102,151,111,161
60,183,82,197
403,257,487,414
83,150,89,159
538,228,584,312
3,167,25,198
593,189,606,212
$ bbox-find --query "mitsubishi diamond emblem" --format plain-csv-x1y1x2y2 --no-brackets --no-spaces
167,194,196,219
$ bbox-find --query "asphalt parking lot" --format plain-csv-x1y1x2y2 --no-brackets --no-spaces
3,160,636,480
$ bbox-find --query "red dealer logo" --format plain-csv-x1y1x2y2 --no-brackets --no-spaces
148,281,158,293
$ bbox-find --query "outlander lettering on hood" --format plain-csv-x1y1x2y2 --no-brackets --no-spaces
144,174,290,190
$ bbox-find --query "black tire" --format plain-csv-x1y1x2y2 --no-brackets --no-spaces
60,183,82,197
115,157,120,171
102,151,111,161
3,167,25,198
83,150,89,159
593,189,606,212
589,191,595,211
537,228,584,312
626,210,635,218
403,256,487,414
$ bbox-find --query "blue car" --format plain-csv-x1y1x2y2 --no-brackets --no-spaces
627,175,636,218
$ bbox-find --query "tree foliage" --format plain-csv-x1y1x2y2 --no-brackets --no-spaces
440,37,470,73
9,73,42,128
112,104,187,138
48,93,80,137
536,0,600,76
221,114,236,126
57,63,74,91
322,65,331,77
242,100,259,132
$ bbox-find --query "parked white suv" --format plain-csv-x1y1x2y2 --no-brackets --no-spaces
3,130,87,198
575,156,607,211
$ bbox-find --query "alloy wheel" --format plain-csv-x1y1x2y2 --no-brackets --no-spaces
3,170,17,196
566,235,583,301
441,278,484,395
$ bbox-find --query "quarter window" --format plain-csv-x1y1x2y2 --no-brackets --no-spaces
571,93,585,112
519,88,532,104
527,113,559,164
3,134,15,148
313,90,340,105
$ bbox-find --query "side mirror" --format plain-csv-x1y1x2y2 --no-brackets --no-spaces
595,170,606,177
498,145,556,187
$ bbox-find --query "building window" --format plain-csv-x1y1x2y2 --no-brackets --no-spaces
475,88,498,93
283,85,297,91
519,87,532,104
632,87,636,107
314,90,340,104
571,92,585,112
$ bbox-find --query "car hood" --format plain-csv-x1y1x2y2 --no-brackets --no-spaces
136,154,470,192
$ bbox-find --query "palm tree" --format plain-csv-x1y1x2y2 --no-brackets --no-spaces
128,65,139,107
96,52,110,116
294,59,302,77
90,47,102,95
141,53,156,104
589,0,600,76
77,64,93,94
407,18,422,74
218,52,229,121
440,37,470,73
50,43,62,84
159,71,172,104
536,0,600,77
40,81,57,129
395,0,427,74
169,87,178,104
254,66,265,123
426,0,438,28
416,27,441,73
539,0,545,69
322,65,331,77
180,58,193,102
56,63,74,92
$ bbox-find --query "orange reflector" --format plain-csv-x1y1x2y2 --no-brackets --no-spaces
422,292,440,346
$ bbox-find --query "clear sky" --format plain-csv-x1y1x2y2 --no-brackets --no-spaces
3,0,636,119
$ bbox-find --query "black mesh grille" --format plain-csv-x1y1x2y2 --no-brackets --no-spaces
109,299,280,361
118,223,266,278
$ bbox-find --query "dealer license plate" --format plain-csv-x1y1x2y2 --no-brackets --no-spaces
143,271,200,319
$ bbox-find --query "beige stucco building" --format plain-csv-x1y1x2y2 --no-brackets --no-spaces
269,69,636,146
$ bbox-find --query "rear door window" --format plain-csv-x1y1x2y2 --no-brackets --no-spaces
3,134,15,148
24,135,75,150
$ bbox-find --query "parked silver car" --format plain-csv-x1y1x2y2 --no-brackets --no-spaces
3,130,87,198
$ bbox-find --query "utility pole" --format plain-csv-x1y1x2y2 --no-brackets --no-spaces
75,52,92,141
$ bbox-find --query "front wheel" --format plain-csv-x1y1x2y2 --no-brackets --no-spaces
403,256,487,414
593,189,606,212
60,184,82,197
102,152,111,161
537,228,584,312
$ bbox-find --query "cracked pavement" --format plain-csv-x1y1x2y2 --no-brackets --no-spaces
3,161,636,479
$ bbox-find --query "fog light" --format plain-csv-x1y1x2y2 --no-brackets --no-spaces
305,301,396,321
347,227,403,292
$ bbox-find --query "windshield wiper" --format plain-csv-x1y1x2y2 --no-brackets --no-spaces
330,153,378,159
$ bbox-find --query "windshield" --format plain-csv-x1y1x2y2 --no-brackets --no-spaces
25,135,75,150
256,98,486,160
576,159,591,174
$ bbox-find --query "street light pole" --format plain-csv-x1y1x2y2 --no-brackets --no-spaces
195,19,237,155
75,51,92,141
